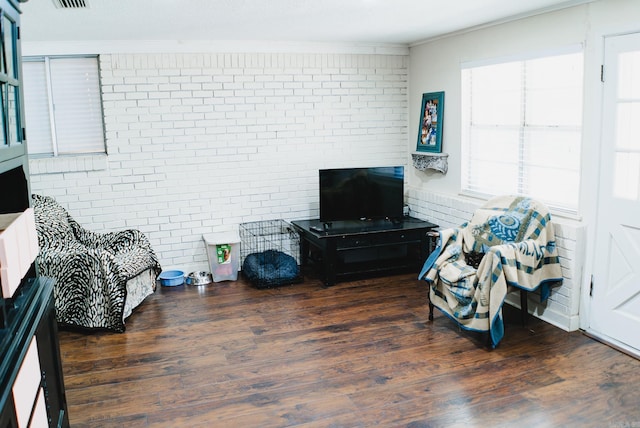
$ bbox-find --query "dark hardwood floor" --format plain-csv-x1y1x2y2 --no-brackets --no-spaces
57,273,640,427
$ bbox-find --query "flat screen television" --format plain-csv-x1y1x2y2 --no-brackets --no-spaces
319,166,404,222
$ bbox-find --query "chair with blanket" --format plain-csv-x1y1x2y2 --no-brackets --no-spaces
419,195,563,347
32,194,162,332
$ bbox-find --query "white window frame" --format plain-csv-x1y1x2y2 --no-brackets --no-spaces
460,45,584,214
22,55,106,157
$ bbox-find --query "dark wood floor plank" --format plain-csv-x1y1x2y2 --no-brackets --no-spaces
57,273,640,427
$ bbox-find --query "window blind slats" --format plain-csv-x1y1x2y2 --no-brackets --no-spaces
23,56,105,156
49,58,104,154
22,61,53,155
461,50,583,212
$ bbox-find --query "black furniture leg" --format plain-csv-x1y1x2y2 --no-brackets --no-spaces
428,289,434,321
299,238,309,270
520,288,528,326
323,241,337,287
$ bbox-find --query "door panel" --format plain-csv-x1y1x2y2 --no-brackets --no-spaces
589,32,640,355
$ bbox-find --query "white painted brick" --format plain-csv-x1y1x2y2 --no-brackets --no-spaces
31,51,410,272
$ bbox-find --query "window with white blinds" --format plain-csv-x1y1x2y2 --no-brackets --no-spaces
22,56,105,156
461,48,584,212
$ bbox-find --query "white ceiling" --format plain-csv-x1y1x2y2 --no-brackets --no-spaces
21,0,593,46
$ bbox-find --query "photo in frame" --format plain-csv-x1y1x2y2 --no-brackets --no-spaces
416,91,444,153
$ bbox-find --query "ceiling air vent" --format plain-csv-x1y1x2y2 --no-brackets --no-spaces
52,0,89,8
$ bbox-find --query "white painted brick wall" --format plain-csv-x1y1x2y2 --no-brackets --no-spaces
407,186,584,332
29,52,409,273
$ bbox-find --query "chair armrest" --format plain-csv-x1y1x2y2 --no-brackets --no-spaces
487,238,547,258
99,228,152,249
70,224,161,278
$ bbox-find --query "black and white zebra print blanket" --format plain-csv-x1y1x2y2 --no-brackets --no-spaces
32,194,162,332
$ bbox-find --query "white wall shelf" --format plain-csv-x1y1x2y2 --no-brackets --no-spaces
411,152,448,174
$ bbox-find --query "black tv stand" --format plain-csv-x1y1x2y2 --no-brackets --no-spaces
310,222,333,233
291,217,438,286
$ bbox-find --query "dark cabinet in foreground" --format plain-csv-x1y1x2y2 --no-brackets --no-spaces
1,278,69,428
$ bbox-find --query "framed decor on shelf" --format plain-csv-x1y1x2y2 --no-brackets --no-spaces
416,91,444,153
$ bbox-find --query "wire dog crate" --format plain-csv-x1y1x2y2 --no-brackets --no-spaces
239,219,302,288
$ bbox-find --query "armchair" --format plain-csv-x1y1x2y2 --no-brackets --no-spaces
32,194,162,332
419,195,563,347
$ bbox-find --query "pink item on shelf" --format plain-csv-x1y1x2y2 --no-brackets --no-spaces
0,209,40,298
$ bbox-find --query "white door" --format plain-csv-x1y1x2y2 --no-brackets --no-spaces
589,32,640,356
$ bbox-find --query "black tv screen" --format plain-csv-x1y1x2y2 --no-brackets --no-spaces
319,166,404,222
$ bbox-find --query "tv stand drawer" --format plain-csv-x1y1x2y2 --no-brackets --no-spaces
335,230,422,250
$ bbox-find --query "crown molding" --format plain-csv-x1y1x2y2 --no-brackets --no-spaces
22,39,410,57
410,0,597,47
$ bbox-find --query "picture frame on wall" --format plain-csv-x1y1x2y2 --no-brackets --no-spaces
416,91,444,153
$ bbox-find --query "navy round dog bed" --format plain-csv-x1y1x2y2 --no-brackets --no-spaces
242,249,299,288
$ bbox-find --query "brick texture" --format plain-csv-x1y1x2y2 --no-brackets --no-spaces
29,52,409,272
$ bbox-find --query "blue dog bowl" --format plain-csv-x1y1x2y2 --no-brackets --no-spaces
158,270,184,287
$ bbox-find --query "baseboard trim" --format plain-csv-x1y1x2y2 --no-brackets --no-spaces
583,330,640,360
504,294,579,332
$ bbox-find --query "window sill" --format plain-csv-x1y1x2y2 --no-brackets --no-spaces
28,155,108,175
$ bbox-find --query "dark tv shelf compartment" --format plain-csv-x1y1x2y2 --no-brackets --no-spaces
291,217,438,286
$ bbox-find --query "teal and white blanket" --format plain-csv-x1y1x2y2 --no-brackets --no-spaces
419,195,563,347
